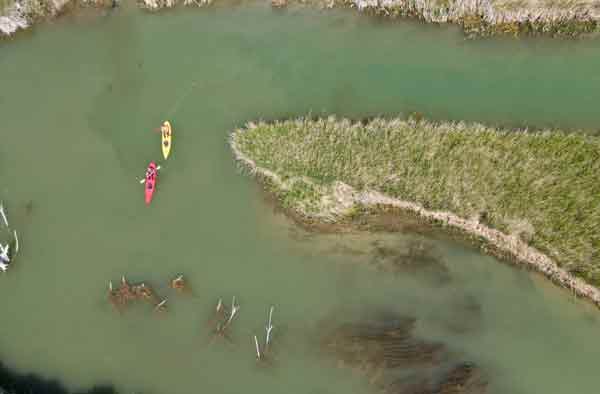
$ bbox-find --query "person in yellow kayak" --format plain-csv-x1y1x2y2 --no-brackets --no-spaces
161,122,171,143
152,121,172,160
161,121,172,160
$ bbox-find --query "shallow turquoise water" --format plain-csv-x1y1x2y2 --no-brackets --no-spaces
1,3,600,394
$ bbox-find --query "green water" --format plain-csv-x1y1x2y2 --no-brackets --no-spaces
1,3,600,394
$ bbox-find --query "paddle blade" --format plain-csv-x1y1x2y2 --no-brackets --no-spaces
13,231,19,254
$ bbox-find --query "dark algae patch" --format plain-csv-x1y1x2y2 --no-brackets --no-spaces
320,310,488,394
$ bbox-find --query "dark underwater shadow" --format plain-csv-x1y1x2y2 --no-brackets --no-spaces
0,360,119,394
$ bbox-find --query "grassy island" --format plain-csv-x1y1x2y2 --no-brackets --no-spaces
231,116,600,302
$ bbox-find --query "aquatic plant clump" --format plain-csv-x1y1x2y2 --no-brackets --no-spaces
230,116,600,291
320,312,488,393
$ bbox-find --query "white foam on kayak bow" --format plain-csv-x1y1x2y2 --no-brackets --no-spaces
0,243,10,263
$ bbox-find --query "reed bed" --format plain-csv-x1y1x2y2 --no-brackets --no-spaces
231,116,600,288
347,0,600,38
137,0,600,38
3,0,598,38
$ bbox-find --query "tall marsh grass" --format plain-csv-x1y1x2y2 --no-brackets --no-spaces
232,116,600,284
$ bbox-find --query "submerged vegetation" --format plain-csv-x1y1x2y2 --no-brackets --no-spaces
230,116,600,289
369,238,452,284
320,310,487,393
107,274,191,313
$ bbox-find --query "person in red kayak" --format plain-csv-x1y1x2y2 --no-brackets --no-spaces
146,167,156,179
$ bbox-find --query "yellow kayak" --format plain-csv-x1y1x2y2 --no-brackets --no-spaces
161,121,172,160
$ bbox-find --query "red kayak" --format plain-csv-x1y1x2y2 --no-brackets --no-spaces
145,162,157,205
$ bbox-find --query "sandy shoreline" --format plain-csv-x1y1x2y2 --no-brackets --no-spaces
230,123,600,309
